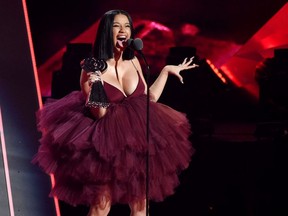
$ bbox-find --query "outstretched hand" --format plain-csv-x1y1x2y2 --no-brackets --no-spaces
166,57,199,84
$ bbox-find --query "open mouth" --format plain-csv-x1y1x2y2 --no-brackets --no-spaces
117,36,126,41
116,36,127,48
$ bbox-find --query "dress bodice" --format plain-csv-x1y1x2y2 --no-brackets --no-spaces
103,70,145,103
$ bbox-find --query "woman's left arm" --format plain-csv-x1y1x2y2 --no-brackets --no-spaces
149,57,198,102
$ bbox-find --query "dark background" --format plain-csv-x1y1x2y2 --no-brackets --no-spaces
26,0,287,65
24,1,288,215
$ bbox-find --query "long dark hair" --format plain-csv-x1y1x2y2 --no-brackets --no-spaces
93,9,135,60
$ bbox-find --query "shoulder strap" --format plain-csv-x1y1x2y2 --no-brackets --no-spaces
130,58,140,75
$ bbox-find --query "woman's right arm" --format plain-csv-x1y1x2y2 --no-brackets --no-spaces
80,70,107,118
80,69,90,98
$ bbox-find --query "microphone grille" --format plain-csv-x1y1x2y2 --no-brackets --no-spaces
133,38,143,51
127,38,133,47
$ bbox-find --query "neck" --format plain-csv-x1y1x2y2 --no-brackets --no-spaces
113,47,124,61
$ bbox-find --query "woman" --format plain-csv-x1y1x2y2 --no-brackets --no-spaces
33,9,198,216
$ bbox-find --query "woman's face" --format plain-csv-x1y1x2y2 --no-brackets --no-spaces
112,14,131,51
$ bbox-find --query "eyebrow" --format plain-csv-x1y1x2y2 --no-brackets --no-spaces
113,21,130,24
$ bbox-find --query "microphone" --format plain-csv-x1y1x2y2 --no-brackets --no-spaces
127,39,150,216
127,38,149,71
126,38,143,51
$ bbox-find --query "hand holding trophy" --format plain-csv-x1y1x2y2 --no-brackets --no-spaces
80,57,110,108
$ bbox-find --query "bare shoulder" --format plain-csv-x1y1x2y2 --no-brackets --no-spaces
130,56,143,73
131,56,141,66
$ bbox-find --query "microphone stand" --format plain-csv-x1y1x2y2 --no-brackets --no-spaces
137,50,150,216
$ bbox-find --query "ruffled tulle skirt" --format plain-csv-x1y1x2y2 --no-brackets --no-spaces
32,91,194,206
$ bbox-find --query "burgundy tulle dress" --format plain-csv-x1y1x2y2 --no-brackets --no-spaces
32,69,195,207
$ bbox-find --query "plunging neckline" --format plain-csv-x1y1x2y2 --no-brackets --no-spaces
103,74,140,98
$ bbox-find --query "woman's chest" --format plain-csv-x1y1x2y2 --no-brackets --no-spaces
102,67,139,97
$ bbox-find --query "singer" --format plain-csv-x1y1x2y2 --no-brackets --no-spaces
32,9,198,216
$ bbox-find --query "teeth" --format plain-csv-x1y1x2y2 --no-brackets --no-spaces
117,36,126,41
